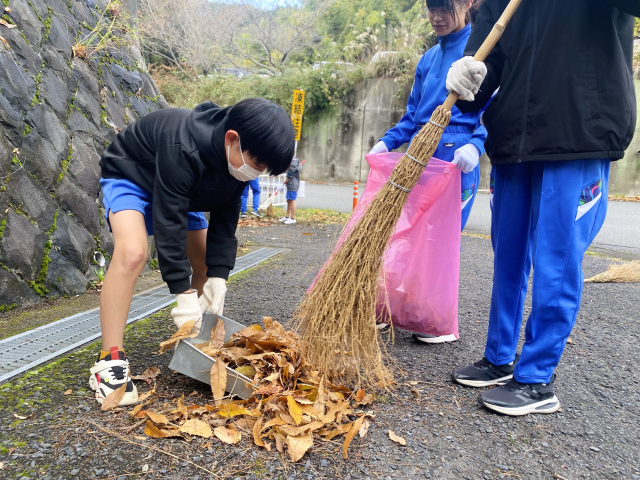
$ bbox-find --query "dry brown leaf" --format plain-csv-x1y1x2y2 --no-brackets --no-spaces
136,382,156,404
261,417,287,431
253,417,265,447
131,366,161,383
214,426,242,444
301,232,314,235
144,421,182,439
158,320,198,353
141,411,169,425
210,357,227,405
359,418,371,438
7,447,15,455
313,376,326,412
273,432,285,453
101,382,127,411
235,418,257,430
4,6,10,12
358,393,374,405
210,318,225,348
389,430,406,446
0,36,9,50
63,389,72,396
343,417,364,459
286,434,313,462
0,19,17,29
217,403,252,418
180,419,213,438
253,383,284,396
287,396,303,426
12,414,29,420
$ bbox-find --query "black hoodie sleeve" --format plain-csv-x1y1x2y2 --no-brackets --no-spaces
456,1,505,114
152,144,201,294
205,183,244,280
608,0,640,16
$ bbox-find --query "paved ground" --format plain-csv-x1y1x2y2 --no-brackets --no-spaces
300,184,640,256
0,219,638,480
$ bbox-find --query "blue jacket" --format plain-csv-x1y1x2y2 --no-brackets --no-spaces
380,23,487,156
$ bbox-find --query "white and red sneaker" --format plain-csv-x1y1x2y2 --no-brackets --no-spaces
89,347,138,406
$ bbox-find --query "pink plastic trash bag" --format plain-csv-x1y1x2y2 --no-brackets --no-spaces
339,152,461,337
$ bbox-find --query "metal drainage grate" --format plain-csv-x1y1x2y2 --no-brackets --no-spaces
0,247,285,383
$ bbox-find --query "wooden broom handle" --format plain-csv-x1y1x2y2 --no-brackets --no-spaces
442,0,523,111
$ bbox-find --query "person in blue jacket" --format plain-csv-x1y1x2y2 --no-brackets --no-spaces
370,0,486,344
240,178,262,218
370,0,486,233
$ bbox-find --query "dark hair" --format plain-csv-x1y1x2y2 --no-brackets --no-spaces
425,0,484,24
226,98,295,176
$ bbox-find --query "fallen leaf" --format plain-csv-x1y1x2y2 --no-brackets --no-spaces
286,434,313,462
210,357,227,405
273,432,285,453
287,396,303,426
158,320,198,353
63,389,72,396
343,416,363,459
567,338,573,344
210,317,225,348
355,389,366,403
253,417,265,447
218,403,252,418
301,232,314,236
140,411,169,425
101,382,127,411
389,430,406,446
12,414,28,420
8,447,15,455
137,382,156,403
359,418,371,438
0,461,3,469
261,417,287,431
358,393,374,406
214,426,241,444
4,7,11,13
180,419,213,438
144,421,182,438
134,436,147,441
253,383,284,396
0,19,17,28
0,36,9,50
130,402,148,417
131,366,161,383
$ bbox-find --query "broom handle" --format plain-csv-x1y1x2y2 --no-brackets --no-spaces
442,0,523,111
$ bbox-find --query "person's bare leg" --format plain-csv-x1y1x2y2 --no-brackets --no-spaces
287,200,292,218
100,210,148,350
187,228,208,296
290,200,297,219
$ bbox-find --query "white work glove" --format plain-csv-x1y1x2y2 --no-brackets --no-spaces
369,141,389,155
171,291,203,331
446,56,487,101
452,144,480,174
198,277,227,316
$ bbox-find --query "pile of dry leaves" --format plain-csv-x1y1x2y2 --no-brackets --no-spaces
121,317,376,462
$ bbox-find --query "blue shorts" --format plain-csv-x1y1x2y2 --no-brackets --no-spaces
100,178,208,236
286,190,298,201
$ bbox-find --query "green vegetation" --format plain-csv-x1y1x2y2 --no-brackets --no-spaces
57,144,73,183
29,210,59,297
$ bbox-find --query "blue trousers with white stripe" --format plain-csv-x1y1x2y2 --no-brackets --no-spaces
486,158,610,383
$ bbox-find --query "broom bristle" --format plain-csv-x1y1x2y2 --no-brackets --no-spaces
292,106,452,388
584,260,640,283
266,203,274,217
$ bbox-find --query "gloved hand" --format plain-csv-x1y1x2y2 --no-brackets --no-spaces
446,56,487,101
452,144,480,174
369,141,389,155
198,277,227,316
171,291,202,331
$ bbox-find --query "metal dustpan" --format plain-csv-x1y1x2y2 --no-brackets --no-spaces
168,312,255,399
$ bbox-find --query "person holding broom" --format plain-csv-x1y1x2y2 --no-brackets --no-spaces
448,0,638,415
91,98,294,407
369,0,488,344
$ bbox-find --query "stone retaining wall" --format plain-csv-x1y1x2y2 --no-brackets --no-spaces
0,0,167,310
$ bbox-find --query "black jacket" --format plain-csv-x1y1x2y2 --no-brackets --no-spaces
100,102,245,294
457,0,638,164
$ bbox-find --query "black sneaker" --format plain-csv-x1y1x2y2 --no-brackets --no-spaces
479,374,560,416
452,354,519,387
251,210,263,218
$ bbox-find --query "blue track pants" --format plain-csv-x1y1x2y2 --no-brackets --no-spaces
241,178,261,214
486,158,610,383
433,128,480,231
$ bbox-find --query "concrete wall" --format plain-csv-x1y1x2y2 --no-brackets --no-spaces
299,79,640,196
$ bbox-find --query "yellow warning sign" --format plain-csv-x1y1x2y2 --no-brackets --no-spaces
291,89,305,141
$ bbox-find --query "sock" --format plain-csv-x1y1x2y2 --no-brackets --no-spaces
100,346,125,360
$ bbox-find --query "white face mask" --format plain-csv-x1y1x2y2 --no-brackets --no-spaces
227,138,263,181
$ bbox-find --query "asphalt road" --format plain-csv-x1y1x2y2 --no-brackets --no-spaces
299,183,640,256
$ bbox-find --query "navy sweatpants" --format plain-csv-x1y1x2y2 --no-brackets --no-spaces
433,127,480,231
486,158,610,383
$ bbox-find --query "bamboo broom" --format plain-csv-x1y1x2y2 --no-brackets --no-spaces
584,260,640,283
292,0,524,387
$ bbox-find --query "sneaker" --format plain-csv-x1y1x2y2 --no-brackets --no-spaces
89,347,138,406
284,218,296,225
376,323,390,332
411,333,457,344
240,213,247,219
452,354,519,387
251,210,263,218
279,216,289,223
479,374,560,416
